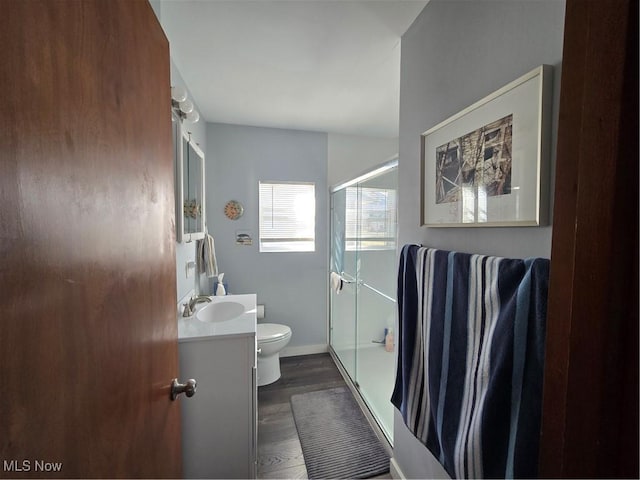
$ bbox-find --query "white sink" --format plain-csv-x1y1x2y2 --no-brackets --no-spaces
178,293,256,341
196,300,245,323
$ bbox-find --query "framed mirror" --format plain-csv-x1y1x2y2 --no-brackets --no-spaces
173,111,205,243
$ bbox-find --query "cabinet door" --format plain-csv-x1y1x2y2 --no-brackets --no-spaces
250,334,258,478
180,335,256,478
251,365,258,478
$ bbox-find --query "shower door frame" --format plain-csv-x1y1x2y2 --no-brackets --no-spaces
328,157,398,447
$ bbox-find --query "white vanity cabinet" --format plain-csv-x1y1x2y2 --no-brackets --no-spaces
178,294,257,479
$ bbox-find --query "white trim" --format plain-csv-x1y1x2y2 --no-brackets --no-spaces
390,457,406,480
177,123,206,242
331,155,398,193
280,343,328,358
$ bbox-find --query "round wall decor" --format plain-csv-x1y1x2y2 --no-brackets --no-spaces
224,200,244,220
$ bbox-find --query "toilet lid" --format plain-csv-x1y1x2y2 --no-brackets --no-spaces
257,323,292,343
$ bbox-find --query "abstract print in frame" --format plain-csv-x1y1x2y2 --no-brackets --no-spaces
421,65,552,227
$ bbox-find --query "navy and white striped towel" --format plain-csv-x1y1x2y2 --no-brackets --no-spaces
391,245,549,479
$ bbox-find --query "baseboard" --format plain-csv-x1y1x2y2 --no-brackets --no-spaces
280,343,328,358
390,457,406,480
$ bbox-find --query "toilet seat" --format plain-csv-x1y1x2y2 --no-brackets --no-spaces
257,323,292,343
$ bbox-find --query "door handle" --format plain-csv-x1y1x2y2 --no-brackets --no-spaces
170,378,197,401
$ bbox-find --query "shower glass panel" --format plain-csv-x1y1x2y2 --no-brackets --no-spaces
330,188,358,381
354,167,397,441
329,160,397,443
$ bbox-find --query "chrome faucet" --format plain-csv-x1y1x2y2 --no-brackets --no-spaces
182,295,212,317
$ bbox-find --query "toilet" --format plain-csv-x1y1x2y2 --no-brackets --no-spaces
257,323,292,386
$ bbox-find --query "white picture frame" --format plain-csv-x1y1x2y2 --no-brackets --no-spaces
421,65,553,227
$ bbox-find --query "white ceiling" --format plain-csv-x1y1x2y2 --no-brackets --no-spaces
158,0,428,137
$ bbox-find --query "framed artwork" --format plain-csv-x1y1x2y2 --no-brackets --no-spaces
235,230,253,246
421,65,553,227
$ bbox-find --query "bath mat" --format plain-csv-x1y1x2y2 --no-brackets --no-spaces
290,386,390,479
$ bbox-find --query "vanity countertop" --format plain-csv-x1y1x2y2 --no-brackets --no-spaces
178,293,257,343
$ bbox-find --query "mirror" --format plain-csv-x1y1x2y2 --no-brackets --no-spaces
173,112,205,243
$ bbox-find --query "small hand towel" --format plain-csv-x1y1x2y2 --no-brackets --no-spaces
197,234,218,278
330,271,343,294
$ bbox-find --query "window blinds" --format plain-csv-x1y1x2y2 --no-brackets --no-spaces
259,182,316,252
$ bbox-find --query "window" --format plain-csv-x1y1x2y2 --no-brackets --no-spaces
345,186,397,251
259,181,315,252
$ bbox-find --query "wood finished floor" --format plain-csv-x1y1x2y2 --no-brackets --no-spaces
257,353,391,479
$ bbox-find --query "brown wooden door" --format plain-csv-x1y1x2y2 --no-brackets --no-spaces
0,1,181,477
539,0,638,477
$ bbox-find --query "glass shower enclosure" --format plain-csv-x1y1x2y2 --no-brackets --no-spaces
329,159,397,443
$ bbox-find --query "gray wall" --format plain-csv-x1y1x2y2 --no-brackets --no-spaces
152,0,208,304
171,60,207,303
394,0,565,477
206,123,329,350
327,133,398,187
